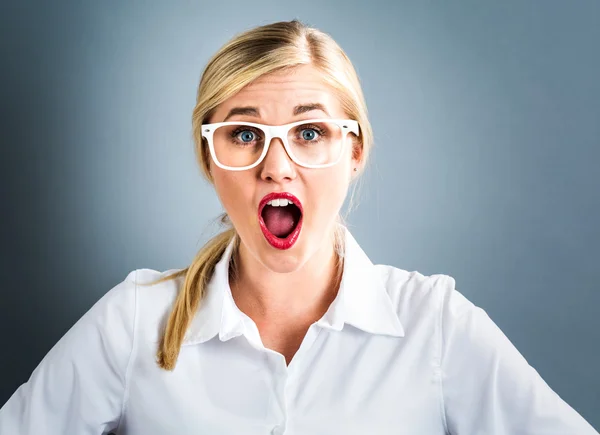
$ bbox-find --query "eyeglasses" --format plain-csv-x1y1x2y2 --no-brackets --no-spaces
201,118,359,171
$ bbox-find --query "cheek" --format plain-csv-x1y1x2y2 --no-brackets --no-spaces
214,172,249,215
310,168,350,216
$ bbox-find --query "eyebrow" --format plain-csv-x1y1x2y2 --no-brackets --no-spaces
293,103,330,117
223,103,330,122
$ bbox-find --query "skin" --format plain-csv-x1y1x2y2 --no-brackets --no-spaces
208,64,362,363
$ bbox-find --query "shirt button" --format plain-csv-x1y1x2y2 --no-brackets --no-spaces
271,425,284,435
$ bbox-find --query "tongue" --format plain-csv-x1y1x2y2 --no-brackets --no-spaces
262,206,296,238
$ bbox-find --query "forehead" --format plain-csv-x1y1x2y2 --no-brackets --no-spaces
211,65,345,123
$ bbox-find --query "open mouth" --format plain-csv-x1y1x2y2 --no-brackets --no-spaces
258,193,303,250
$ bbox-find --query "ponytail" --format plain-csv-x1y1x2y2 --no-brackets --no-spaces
138,214,237,370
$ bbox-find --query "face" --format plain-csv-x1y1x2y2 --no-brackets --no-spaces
208,64,362,274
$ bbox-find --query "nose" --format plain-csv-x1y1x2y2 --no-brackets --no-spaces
259,137,297,183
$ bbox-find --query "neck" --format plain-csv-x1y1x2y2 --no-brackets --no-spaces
230,235,342,324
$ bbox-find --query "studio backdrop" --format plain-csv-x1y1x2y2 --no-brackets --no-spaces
0,0,598,429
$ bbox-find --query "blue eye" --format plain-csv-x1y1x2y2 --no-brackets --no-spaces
301,129,318,141
238,131,256,142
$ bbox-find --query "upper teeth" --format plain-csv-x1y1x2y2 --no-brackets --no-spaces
267,198,294,207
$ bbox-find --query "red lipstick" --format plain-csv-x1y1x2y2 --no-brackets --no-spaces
258,192,303,250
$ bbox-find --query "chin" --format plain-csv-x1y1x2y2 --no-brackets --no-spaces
257,240,309,274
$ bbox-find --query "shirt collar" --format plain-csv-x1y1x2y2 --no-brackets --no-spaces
182,226,405,346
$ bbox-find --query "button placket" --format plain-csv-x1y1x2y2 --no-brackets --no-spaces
266,350,289,433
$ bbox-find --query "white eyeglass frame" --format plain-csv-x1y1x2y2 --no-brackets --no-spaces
201,118,359,171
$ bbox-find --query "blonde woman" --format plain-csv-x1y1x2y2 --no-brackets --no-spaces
0,20,597,435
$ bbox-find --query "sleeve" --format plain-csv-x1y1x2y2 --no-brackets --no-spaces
439,276,599,435
0,270,139,435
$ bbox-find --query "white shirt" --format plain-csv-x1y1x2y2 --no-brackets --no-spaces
0,227,597,434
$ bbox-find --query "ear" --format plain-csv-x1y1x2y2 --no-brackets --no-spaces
203,140,214,180
351,135,364,169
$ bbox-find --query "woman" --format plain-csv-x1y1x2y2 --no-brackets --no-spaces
0,20,597,435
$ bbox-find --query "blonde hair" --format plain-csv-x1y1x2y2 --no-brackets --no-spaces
144,20,375,370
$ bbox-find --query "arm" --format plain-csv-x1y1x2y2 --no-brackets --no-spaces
0,270,138,434
439,277,598,434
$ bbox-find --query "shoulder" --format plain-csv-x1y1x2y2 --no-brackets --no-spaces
87,268,185,341
97,268,183,310
373,264,475,330
125,268,186,342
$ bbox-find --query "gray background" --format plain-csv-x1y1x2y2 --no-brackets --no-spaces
1,0,598,429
